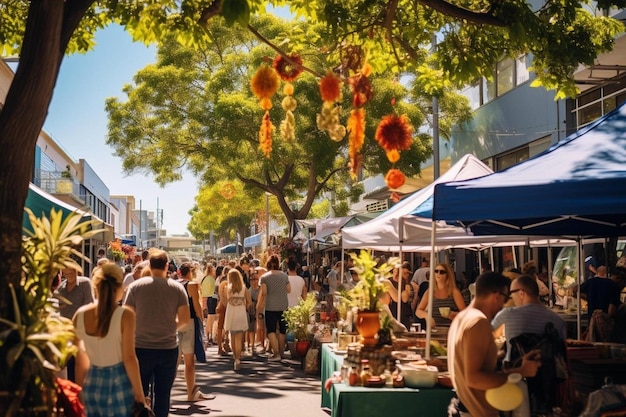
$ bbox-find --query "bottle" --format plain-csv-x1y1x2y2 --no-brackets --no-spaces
360,359,372,386
348,366,360,386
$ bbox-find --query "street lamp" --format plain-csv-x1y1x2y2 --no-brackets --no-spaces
265,192,271,248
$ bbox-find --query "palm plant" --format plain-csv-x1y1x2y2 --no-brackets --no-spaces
0,208,99,416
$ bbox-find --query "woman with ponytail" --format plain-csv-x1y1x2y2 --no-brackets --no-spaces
73,262,146,416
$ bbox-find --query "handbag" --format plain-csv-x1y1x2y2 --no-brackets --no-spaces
130,401,156,417
193,316,207,363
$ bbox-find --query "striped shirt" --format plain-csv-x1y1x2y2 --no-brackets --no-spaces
491,303,567,362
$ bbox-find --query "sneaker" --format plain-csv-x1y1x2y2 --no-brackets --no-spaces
268,355,282,362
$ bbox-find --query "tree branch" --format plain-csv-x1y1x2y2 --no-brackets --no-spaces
246,24,325,78
418,0,506,26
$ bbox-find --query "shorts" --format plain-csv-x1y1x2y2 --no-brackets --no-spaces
216,302,226,330
178,323,195,355
206,297,218,315
265,310,287,335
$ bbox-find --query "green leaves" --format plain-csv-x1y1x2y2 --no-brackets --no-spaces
221,0,251,27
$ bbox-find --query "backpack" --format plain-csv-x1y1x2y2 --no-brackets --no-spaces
508,321,569,414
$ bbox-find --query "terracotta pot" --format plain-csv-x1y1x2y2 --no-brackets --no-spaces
295,340,311,357
356,311,380,346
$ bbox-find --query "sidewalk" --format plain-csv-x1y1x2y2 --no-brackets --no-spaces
168,344,330,417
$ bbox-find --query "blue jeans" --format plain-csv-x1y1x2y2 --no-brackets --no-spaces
135,347,179,417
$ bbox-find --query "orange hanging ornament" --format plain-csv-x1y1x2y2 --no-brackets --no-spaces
220,183,236,199
375,114,413,153
251,64,281,156
259,112,274,158
385,168,406,189
347,108,366,178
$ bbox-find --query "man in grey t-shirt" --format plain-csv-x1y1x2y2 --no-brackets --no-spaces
124,249,190,417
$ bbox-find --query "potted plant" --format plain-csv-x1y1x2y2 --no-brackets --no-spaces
0,208,99,416
345,250,398,345
283,293,317,357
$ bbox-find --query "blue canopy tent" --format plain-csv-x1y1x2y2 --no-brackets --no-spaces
244,232,264,248
218,243,243,254
418,102,626,338
419,102,626,237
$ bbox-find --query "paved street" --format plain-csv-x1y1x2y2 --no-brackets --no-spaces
169,344,330,417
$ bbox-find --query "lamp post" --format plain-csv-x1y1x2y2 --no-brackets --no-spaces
265,192,271,248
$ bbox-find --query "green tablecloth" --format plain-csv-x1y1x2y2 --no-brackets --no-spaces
321,343,345,408
330,383,454,417
321,343,454,416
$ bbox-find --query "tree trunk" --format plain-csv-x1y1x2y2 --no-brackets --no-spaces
0,2,65,322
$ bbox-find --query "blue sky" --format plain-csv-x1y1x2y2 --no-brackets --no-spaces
44,24,197,235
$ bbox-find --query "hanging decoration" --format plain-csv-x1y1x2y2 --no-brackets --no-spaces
274,54,303,143
385,168,406,189
220,182,236,199
375,114,414,156
251,64,281,158
346,63,373,178
316,72,346,142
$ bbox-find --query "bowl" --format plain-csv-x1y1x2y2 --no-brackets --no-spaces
397,364,439,388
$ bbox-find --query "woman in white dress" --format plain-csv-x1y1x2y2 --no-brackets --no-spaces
224,269,251,370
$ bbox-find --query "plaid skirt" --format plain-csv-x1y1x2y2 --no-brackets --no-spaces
83,361,134,417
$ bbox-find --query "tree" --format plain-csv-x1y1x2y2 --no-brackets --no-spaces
0,1,623,391
105,15,444,233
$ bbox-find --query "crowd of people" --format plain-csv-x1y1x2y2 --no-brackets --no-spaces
52,249,311,417
49,246,626,417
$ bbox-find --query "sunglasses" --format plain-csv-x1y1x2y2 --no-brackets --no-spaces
498,291,511,302
434,269,447,274
509,289,522,295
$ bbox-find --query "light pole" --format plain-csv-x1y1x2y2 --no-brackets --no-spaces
265,192,271,248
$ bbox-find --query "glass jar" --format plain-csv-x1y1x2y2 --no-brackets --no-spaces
360,359,372,386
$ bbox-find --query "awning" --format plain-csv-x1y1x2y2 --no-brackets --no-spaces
24,183,114,241
218,243,242,254
244,232,264,248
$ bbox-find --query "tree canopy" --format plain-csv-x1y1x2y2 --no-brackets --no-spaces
106,14,472,232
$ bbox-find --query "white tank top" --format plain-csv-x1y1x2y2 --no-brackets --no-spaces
76,306,125,367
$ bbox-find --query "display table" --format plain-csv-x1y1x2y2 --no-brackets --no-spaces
321,343,345,408
321,343,454,417
330,383,454,417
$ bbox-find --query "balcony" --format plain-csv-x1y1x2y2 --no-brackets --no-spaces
34,170,83,204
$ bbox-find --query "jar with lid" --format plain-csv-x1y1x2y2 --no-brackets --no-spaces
360,359,372,386
320,301,328,321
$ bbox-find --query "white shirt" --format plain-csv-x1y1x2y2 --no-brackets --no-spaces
287,274,306,307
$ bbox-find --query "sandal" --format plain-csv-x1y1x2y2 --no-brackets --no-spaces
189,386,216,401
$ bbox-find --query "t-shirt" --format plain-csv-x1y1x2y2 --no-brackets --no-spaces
491,303,567,362
580,276,621,319
260,270,289,311
287,274,306,307
201,275,216,299
54,276,94,320
124,276,188,349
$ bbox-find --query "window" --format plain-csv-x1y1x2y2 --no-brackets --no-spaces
497,58,514,95
496,147,529,171
516,55,530,84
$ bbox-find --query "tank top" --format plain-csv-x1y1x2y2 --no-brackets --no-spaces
76,306,124,367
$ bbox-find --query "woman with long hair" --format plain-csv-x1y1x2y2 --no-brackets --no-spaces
415,263,466,327
223,269,251,370
74,262,145,416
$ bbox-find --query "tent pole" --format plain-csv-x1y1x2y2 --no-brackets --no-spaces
489,247,494,271
398,217,404,322
341,247,345,284
577,238,583,339
512,245,517,269
426,220,437,360
547,241,553,307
